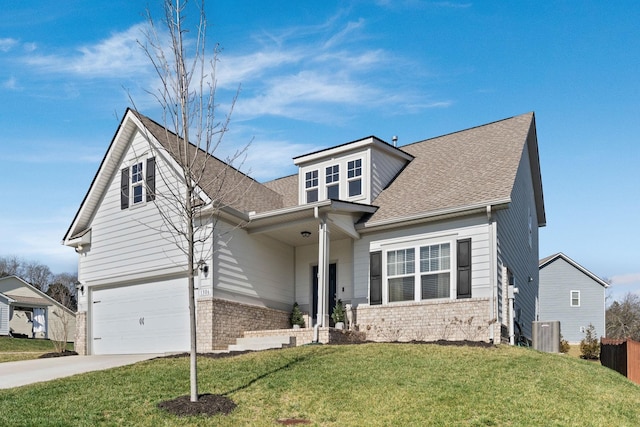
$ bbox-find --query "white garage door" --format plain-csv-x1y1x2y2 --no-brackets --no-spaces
91,277,190,355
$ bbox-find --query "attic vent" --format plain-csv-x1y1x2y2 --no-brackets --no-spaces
392,135,398,147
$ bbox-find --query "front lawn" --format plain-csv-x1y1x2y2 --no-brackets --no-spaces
0,336,74,362
0,343,638,426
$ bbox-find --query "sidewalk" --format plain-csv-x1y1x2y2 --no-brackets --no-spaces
0,354,160,389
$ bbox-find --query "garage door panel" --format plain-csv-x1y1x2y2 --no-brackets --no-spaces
92,277,190,355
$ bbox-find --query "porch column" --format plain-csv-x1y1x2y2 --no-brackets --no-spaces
317,215,330,327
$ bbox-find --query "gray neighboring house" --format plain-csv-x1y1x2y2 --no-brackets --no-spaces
539,253,608,344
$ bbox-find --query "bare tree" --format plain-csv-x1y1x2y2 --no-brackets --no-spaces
136,0,249,402
0,256,53,291
47,280,78,311
607,292,640,340
0,255,21,277
22,261,52,291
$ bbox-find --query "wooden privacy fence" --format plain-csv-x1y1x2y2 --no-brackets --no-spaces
600,338,640,385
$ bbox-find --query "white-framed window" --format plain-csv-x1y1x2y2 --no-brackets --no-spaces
387,248,415,302
305,170,318,203
420,243,451,299
326,165,339,199
131,162,144,204
347,159,362,197
386,242,452,303
570,290,580,307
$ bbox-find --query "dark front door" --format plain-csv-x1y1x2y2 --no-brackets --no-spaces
312,263,337,326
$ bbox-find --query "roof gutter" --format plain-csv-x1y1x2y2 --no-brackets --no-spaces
357,199,511,233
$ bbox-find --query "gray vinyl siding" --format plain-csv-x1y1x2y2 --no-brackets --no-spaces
353,215,492,304
79,130,190,284
539,258,606,343
370,147,408,201
494,139,540,340
0,296,9,335
214,221,295,311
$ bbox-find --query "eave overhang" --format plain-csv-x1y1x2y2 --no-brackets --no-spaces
357,199,512,233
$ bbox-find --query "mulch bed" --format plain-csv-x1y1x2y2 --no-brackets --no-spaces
157,394,236,417
39,350,78,358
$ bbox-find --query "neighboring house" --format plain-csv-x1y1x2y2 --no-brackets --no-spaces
0,276,76,342
539,253,608,344
64,109,545,355
0,292,14,336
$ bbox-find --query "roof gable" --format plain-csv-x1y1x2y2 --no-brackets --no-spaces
539,253,610,288
64,109,286,243
0,276,76,314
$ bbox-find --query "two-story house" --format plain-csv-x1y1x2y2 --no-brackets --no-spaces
64,109,545,354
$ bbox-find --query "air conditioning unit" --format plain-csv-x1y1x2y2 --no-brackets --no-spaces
532,321,561,353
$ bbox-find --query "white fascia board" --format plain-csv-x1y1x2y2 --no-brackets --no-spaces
358,199,511,232
293,137,412,166
539,253,610,289
63,110,142,244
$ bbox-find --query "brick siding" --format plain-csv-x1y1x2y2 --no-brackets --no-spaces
74,311,87,355
197,298,290,350
355,298,494,342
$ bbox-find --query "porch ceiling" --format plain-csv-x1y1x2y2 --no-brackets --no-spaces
245,200,377,246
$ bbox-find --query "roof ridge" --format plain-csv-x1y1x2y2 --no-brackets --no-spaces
401,112,534,148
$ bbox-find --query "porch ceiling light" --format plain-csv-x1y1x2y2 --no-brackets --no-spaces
301,231,311,238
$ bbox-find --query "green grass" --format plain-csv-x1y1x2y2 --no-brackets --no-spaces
0,336,73,352
1,343,639,426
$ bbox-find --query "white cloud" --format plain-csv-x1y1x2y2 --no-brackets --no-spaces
611,273,640,286
0,38,18,52
2,77,19,90
23,24,151,78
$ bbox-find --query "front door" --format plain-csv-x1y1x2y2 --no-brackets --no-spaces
312,263,337,326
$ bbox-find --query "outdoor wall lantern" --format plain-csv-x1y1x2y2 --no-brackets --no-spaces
75,281,84,295
300,231,311,238
198,259,209,274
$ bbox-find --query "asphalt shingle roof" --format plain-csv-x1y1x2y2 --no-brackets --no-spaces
367,112,535,224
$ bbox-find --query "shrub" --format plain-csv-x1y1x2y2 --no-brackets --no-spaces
290,302,305,328
580,323,600,360
331,299,345,324
559,334,570,353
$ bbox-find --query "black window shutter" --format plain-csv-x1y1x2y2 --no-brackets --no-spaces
120,167,129,210
370,251,382,305
457,238,472,299
146,157,156,202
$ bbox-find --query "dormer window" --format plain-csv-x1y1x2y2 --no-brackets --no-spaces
305,170,318,203
326,165,339,200
348,159,362,197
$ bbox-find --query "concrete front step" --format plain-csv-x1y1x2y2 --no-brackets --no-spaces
228,335,296,352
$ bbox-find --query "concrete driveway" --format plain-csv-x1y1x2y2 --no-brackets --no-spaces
0,354,161,389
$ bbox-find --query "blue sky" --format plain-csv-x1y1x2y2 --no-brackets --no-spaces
0,1,638,301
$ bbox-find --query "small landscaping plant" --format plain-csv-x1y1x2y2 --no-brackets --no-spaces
290,302,305,328
560,334,570,354
331,299,345,324
580,323,600,360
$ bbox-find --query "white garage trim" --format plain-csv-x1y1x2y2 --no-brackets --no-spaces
90,277,190,355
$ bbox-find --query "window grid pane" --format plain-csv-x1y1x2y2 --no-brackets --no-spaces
326,165,339,184
420,243,450,272
305,170,318,189
348,159,362,178
132,162,143,183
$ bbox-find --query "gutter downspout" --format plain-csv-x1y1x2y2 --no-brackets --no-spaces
487,205,496,344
